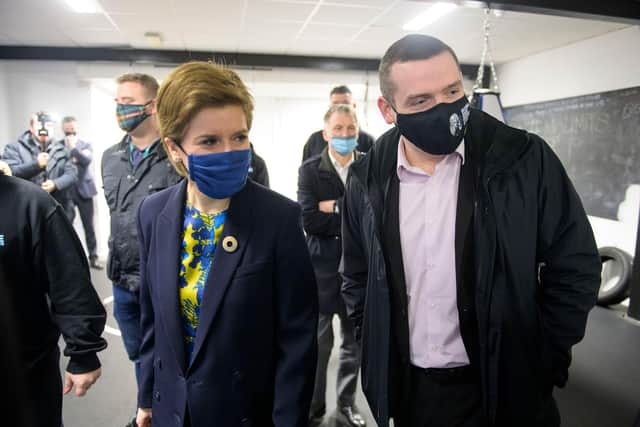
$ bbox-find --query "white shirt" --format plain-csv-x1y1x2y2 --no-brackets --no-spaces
328,149,354,186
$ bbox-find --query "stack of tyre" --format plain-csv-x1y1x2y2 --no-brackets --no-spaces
597,247,634,306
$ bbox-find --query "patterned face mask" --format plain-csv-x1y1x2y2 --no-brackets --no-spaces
116,100,152,132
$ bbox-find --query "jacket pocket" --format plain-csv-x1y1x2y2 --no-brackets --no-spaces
106,237,121,281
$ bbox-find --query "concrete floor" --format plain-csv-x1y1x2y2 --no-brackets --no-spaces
60,266,376,427
553,305,640,427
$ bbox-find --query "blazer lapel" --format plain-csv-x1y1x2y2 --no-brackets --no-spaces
188,182,253,369
156,179,188,372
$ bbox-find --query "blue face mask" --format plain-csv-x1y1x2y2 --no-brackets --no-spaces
330,136,357,156
186,149,252,199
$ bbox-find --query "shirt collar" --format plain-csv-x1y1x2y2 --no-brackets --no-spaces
397,136,465,179
328,148,354,171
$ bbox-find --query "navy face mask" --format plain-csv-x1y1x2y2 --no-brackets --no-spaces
395,96,470,155
184,148,252,200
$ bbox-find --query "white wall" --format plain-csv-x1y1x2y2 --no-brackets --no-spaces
499,26,640,108
0,60,93,149
498,26,640,256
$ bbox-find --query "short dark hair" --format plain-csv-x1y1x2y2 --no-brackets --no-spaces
323,104,358,126
62,116,76,124
116,73,160,98
379,34,460,104
330,85,352,96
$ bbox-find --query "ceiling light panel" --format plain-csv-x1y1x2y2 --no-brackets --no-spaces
403,2,457,31
64,0,102,13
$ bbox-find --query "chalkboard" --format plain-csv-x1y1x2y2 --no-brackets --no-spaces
504,87,640,220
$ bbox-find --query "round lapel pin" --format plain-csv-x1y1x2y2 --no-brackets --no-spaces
222,236,238,253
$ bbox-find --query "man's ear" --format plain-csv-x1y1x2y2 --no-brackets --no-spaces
377,96,396,125
322,128,330,143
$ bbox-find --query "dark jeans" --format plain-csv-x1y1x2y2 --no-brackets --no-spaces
310,306,361,417
68,192,98,259
113,284,141,386
394,365,484,427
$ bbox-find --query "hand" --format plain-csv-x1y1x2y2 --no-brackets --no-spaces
136,408,152,427
63,367,101,397
37,152,49,168
41,180,56,193
0,161,11,176
318,200,336,214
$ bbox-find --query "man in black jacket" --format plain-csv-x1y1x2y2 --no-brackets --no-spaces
0,162,107,427
249,142,270,187
298,104,366,427
302,85,375,162
61,116,103,269
340,35,601,427
3,111,77,214
102,72,181,427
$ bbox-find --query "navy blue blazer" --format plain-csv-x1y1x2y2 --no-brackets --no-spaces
137,179,318,427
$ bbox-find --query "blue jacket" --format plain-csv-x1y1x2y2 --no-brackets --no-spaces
137,179,318,427
65,139,98,199
3,131,77,204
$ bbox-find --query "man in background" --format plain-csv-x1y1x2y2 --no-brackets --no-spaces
298,104,366,427
102,72,182,427
302,85,375,162
0,160,107,427
61,116,103,269
249,142,270,187
3,111,77,213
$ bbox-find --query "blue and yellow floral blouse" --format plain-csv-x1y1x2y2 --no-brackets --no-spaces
179,203,227,362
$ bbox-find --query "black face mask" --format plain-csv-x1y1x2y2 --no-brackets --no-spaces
395,96,470,155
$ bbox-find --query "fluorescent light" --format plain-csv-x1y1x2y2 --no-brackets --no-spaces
403,2,458,31
65,0,101,13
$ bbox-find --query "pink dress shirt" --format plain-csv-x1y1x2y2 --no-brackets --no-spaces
397,137,470,369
